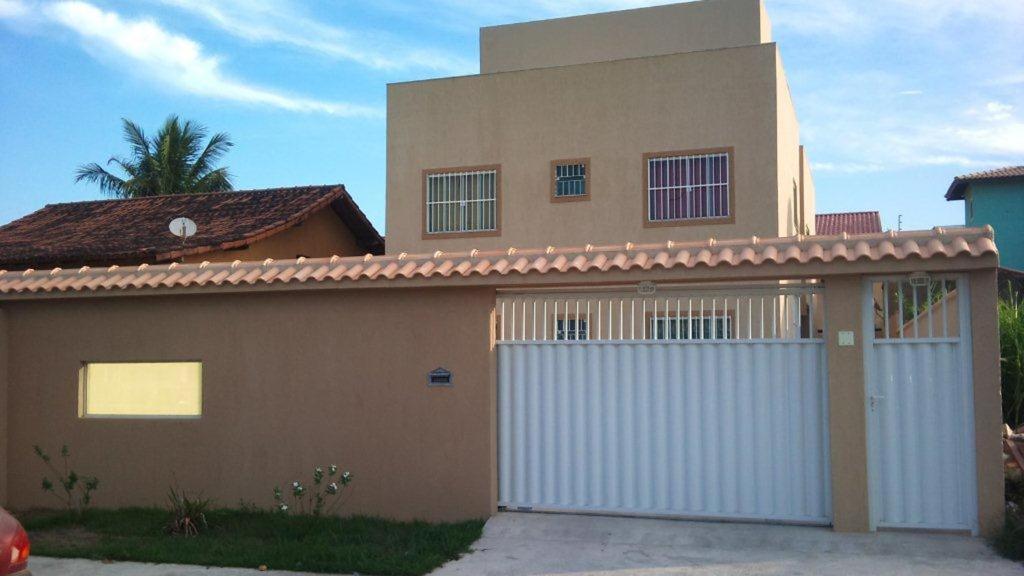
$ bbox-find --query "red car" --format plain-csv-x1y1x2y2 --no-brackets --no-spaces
0,509,29,576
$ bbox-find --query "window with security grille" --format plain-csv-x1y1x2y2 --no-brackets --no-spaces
554,162,587,198
647,151,730,222
650,316,731,340
425,168,498,234
555,318,589,340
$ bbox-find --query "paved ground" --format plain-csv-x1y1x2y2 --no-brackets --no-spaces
30,512,1024,576
431,512,1024,576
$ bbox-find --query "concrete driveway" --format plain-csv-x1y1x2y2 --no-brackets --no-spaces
430,512,1024,576
28,512,1024,576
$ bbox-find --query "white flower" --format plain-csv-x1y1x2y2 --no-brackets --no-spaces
329,465,338,475
279,504,289,511
315,467,323,474
327,482,339,494
292,481,301,488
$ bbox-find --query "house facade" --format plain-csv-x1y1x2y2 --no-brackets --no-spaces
386,0,814,254
0,0,1006,540
947,166,1024,271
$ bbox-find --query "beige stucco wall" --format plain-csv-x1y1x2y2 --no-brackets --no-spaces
2,288,497,521
823,275,871,532
0,255,1003,533
184,207,364,264
480,0,769,74
387,43,787,255
775,51,804,236
971,269,1005,536
801,146,817,234
0,308,7,506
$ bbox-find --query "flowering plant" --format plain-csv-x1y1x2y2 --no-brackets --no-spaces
273,464,353,516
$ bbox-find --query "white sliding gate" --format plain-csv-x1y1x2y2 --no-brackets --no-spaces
864,276,978,533
497,285,832,524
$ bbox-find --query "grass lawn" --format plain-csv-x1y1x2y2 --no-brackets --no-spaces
18,508,484,576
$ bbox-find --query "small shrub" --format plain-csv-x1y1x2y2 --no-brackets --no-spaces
274,464,353,516
167,484,212,536
996,477,1024,559
33,444,99,513
1002,288,1024,427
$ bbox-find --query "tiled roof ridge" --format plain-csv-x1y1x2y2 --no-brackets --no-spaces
0,226,997,296
39,184,346,208
954,165,1024,182
817,210,878,216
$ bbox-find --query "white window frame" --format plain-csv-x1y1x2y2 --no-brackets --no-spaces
645,150,731,223
650,315,732,340
424,166,499,236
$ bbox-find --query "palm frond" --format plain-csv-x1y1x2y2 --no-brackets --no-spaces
120,118,152,162
75,163,130,198
187,132,233,185
78,115,234,197
191,167,233,194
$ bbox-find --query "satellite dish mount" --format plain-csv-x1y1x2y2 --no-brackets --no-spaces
169,217,198,262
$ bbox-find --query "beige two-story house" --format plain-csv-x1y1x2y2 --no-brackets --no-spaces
386,0,814,255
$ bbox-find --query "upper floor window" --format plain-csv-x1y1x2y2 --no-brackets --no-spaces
424,166,499,235
645,149,731,223
551,159,589,201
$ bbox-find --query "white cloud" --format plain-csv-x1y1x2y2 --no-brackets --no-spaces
0,0,28,18
34,1,379,117
156,0,475,75
898,90,923,96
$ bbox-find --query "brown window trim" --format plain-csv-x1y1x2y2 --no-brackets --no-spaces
642,146,736,229
421,164,502,240
550,158,591,203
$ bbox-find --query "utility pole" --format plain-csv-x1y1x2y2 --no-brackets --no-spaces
897,214,903,231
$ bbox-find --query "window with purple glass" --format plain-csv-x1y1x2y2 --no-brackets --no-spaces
646,151,730,223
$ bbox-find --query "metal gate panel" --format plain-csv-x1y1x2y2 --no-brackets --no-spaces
865,276,978,533
498,340,832,523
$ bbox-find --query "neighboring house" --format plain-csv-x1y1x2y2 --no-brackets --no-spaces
815,211,883,236
0,0,1006,541
946,165,1024,270
0,185,383,270
387,0,815,254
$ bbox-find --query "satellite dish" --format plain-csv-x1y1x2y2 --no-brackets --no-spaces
169,217,197,239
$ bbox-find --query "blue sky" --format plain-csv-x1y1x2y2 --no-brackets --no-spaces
1,0,1022,235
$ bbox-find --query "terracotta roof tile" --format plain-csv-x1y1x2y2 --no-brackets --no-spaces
946,165,1024,200
815,212,883,236
0,227,998,297
0,185,384,270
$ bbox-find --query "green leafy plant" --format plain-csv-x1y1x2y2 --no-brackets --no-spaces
274,464,353,516
166,484,212,536
33,444,99,513
1002,287,1024,428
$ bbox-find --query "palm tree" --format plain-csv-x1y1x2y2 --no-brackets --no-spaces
76,115,234,198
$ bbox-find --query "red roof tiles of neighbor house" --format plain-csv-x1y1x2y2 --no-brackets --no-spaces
946,165,1024,200
815,212,883,236
0,185,384,270
0,226,998,297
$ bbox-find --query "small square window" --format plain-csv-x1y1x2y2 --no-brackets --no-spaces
551,159,590,202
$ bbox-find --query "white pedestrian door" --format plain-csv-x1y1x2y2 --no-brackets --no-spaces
496,287,833,525
864,276,978,533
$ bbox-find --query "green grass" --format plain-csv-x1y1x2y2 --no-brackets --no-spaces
18,508,484,576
